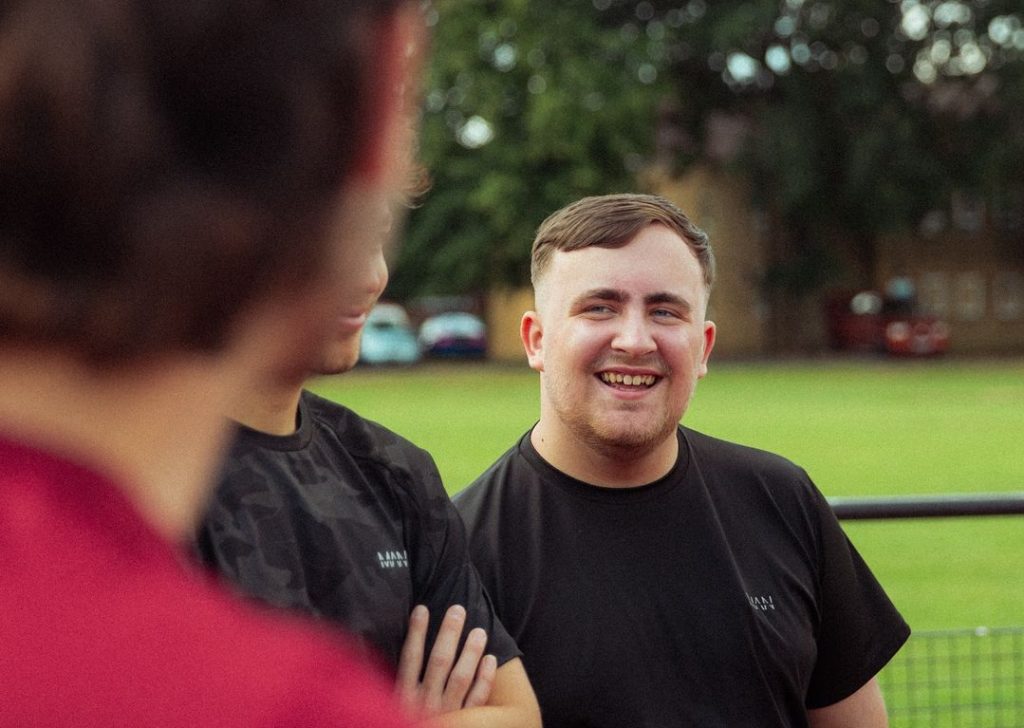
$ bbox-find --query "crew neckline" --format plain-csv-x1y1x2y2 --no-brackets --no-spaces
233,391,315,452
518,426,691,504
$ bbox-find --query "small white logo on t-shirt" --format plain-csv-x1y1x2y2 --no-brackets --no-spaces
377,550,408,569
747,593,776,611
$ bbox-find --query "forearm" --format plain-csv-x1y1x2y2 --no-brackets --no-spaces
424,658,541,728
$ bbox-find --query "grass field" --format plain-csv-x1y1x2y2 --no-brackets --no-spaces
311,358,1024,631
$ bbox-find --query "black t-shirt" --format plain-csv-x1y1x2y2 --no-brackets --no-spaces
196,390,518,672
455,427,910,728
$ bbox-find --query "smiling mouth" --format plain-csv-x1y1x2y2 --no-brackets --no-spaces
598,372,659,388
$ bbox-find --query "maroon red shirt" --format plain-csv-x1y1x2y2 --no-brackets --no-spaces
0,436,415,728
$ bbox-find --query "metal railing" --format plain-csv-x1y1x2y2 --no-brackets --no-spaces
829,493,1024,521
829,493,1024,727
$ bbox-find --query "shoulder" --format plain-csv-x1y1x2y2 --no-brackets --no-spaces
453,437,530,520
682,426,826,518
684,427,813,486
303,390,438,477
302,392,450,525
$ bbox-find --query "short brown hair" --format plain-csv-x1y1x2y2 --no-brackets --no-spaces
531,193,715,293
0,0,410,364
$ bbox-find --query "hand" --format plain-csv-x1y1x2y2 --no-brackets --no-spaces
395,604,498,717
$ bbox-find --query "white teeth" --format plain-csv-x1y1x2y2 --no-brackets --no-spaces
600,372,657,387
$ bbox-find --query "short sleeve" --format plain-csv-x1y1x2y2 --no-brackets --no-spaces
805,486,911,708
402,449,522,667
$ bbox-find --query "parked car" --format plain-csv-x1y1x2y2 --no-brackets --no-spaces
418,311,487,358
825,289,949,356
359,303,420,365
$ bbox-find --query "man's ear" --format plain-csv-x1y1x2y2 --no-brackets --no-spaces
698,320,716,379
350,5,425,189
521,310,544,373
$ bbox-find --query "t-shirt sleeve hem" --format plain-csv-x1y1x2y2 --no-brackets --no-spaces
494,648,525,669
805,622,912,709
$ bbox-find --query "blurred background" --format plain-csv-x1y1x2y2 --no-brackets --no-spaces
338,2,1024,722
372,0,1024,362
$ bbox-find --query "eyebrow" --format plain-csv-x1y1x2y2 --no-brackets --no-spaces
573,288,626,305
572,288,693,314
646,292,693,314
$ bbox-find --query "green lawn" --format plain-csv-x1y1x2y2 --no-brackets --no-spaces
311,358,1024,630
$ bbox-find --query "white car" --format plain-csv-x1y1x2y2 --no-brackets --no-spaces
418,312,487,358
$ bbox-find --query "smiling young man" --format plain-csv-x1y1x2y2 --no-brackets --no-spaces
455,193,910,728
196,220,540,728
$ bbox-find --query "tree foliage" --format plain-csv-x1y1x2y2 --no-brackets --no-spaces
392,0,1024,301
666,0,1024,294
392,0,673,299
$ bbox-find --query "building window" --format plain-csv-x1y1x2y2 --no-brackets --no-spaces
919,271,950,317
951,192,985,234
954,271,986,321
993,271,1024,322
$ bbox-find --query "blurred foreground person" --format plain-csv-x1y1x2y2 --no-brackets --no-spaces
196,215,540,728
456,194,910,727
0,0,427,725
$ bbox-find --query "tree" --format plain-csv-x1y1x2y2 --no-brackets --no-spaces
658,0,1024,346
392,0,673,299
395,0,1024,321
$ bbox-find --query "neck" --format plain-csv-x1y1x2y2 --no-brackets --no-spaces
228,377,305,435
530,416,679,488
0,347,245,542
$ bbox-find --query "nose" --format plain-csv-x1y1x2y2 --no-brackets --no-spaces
611,310,656,357
369,249,389,297
355,241,389,301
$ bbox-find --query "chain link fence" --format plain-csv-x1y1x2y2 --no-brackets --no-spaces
832,495,1024,726
879,626,1024,725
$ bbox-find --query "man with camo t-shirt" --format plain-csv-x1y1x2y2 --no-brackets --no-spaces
196,227,539,728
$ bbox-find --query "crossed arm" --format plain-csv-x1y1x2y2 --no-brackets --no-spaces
394,604,541,728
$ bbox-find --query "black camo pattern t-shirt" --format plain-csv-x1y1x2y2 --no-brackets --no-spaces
196,390,518,672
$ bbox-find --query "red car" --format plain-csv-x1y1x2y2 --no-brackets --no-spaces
825,290,949,356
